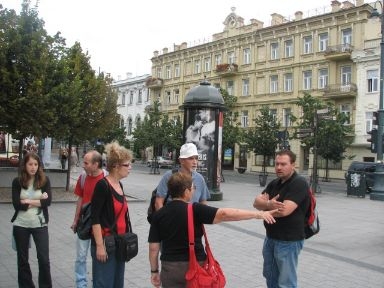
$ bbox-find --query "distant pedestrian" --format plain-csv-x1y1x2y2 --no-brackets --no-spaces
11,152,52,287
60,147,68,170
253,150,310,288
71,150,105,288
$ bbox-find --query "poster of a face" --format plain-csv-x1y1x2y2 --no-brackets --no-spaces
185,109,215,161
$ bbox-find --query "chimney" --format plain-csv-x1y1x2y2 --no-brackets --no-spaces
250,18,264,29
342,1,354,9
126,72,132,79
295,11,303,21
355,0,364,6
153,50,159,57
271,13,285,26
162,47,168,54
181,42,188,49
331,0,341,12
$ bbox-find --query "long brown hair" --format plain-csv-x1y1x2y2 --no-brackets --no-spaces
19,152,47,189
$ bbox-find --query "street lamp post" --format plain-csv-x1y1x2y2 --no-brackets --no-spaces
371,4,384,162
370,4,384,201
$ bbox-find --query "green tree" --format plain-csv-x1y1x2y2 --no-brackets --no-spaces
220,88,243,158
294,93,353,181
0,1,65,154
243,106,280,176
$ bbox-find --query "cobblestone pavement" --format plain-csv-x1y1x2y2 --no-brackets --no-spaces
0,166,383,287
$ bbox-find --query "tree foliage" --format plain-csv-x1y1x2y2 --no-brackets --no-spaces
220,88,243,152
243,106,280,172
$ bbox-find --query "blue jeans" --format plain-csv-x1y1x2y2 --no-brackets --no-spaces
262,237,303,288
13,225,52,288
75,237,90,288
91,244,125,288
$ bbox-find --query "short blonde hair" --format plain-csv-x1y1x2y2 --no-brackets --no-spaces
104,141,132,171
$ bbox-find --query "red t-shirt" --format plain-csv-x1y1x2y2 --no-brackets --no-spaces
74,172,105,204
112,194,128,234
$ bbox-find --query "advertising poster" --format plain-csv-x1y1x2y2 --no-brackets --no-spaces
185,108,216,188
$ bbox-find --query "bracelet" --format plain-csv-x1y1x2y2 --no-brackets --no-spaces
151,269,159,273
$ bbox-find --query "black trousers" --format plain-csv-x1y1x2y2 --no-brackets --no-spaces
13,225,52,288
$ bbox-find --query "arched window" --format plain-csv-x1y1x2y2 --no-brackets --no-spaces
127,117,133,135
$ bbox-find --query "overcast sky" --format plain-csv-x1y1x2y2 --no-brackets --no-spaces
1,0,355,80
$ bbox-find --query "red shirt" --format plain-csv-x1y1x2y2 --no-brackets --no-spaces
74,172,105,204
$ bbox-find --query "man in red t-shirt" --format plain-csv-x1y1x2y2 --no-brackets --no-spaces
70,150,106,288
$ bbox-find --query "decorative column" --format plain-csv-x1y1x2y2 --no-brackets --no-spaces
181,79,225,200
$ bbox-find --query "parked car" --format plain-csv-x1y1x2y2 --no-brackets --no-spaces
344,161,382,193
147,156,173,168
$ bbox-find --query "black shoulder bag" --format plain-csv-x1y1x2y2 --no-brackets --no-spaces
103,182,138,262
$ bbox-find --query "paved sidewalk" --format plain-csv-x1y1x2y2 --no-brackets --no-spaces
0,168,383,287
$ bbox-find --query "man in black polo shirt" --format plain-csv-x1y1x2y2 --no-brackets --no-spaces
253,150,310,288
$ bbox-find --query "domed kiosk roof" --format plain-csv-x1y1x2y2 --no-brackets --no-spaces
182,79,225,109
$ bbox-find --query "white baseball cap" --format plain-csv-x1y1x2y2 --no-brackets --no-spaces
179,143,198,159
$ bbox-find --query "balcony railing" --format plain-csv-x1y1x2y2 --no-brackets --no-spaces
323,83,357,98
215,63,239,76
324,44,353,60
146,77,163,88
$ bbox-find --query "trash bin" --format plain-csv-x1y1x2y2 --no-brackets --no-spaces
259,173,268,187
346,171,366,198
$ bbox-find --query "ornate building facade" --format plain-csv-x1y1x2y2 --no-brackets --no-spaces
147,1,380,179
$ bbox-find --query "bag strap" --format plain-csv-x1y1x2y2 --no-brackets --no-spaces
187,203,196,262
104,179,127,235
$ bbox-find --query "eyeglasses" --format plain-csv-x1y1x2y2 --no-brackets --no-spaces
120,163,131,167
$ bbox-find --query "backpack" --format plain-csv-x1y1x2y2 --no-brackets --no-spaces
147,168,178,224
76,202,92,240
304,188,320,239
76,169,108,239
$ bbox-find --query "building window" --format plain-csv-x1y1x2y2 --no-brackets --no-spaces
270,75,278,93
242,79,249,96
173,89,179,104
127,118,133,135
271,43,279,60
241,111,248,128
303,70,312,90
283,108,291,127
318,33,328,52
366,111,373,133
145,89,150,102
284,39,293,57
342,28,352,45
121,92,126,105
341,66,352,85
215,54,222,65
227,80,234,95
303,36,313,54
367,69,379,92
228,51,235,64
174,64,180,77
156,67,162,78
129,91,133,104
138,90,142,104
166,66,171,79
204,58,211,72
318,68,328,89
340,104,351,125
243,48,251,64
165,91,171,105
284,73,293,92
194,60,201,74
269,109,277,122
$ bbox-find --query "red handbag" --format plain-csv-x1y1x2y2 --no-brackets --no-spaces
185,204,226,288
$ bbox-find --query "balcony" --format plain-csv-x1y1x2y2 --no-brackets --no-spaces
324,44,353,61
323,83,357,98
146,77,163,88
215,63,239,76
